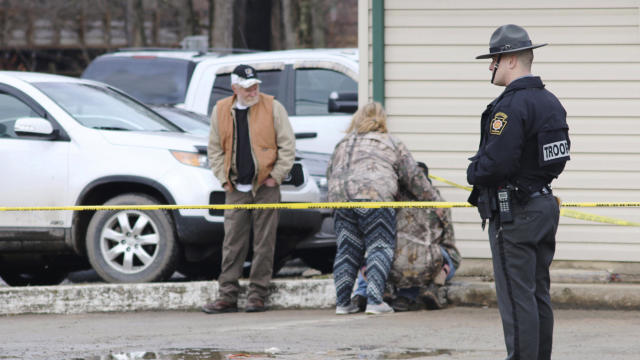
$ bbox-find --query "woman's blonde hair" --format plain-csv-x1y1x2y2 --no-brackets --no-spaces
345,101,388,134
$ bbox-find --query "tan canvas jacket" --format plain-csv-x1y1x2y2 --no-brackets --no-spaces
208,95,295,192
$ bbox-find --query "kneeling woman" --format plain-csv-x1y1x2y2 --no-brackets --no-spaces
327,102,442,315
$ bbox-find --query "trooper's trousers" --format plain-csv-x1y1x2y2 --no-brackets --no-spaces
488,193,560,360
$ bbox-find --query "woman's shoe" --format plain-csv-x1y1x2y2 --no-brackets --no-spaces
336,302,360,315
365,301,394,315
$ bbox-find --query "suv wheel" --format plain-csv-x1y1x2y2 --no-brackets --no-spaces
86,194,179,283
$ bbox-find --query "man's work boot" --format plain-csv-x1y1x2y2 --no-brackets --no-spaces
391,295,417,312
201,299,238,314
420,284,448,310
245,298,266,313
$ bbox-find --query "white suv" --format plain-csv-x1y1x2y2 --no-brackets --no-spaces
83,48,360,273
0,71,319,285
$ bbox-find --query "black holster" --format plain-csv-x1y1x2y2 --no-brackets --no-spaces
468,186,495,221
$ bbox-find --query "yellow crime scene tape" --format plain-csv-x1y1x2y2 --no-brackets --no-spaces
0,201,473,212
428,174,473,192
559,209,640,227
427,175,640,226
0,175,638,226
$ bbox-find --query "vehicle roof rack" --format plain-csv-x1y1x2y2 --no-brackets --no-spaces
114,47,262,58
200,47,262,56
117,47,188,52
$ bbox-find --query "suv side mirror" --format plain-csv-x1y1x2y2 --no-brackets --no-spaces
328,91,357,114
14,117,55,137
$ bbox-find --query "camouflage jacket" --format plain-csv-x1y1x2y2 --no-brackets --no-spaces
389,185,462,289
326,132,441,202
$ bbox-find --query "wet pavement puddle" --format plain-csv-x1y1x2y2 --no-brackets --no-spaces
77,348,277,360
74,346,456,360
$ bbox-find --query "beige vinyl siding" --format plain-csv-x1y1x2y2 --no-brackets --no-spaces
360,1,640,261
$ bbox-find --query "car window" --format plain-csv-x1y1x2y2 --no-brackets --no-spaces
207,70,285,116
35,82,182,132
294,68,357,116
152,106,210,136
0,92,39,139
82,57,195,106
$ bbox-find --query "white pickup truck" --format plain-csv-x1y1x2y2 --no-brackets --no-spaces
82,48,360,273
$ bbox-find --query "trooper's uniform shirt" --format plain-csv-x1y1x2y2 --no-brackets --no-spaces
467,76,570,194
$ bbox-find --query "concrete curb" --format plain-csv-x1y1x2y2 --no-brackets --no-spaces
2,277,640,315
448,281,640,310
0,279,336,315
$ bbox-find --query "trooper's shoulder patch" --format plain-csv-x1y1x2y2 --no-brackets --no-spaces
490,112,508,135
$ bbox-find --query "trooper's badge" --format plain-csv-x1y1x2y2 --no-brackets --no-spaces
490,112,508,135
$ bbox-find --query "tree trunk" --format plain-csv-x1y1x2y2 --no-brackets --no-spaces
233,0,247,49
310,0,326,48
213,0,233,50
270,0,282,50
281,0,296,48
125,0,134,46
187,0,200,35
25,4,34,49
78,1,90,65
148,0,158,46
101,0,112,50
1,0,9,47
297,0,311,48
208,0,215,48
133,0,147,46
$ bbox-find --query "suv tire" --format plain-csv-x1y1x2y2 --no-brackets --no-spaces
86,194,180,283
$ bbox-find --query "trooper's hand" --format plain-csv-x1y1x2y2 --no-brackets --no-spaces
263,177,277,187
223,182,233,192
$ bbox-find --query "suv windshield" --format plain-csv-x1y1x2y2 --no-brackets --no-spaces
82,56,195,105
35,82,182,132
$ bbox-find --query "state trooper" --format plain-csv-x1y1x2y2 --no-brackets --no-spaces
466,24,571,360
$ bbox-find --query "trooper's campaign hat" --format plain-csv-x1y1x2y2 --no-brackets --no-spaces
476,24,547,59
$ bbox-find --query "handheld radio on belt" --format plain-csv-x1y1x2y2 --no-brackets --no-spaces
497,187,514,223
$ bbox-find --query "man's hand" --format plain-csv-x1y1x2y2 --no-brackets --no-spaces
223,182,233,192
263,177,277,187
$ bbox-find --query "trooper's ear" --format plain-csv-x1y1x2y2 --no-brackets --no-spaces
508,54,520,69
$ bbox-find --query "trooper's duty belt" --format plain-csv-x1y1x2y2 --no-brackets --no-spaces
530,185,552,198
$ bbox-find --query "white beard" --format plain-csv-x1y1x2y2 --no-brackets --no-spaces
238,96,259,108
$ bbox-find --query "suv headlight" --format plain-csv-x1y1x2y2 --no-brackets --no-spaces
312,175,328,189
311,175,328,202
170,150,209,168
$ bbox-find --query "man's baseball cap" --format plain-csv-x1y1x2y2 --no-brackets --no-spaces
231,64,262,88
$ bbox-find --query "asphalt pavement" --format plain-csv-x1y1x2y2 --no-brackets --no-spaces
2,259,640,359
1,307,639,360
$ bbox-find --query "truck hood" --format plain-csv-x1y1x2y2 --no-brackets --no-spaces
99,130,207,152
